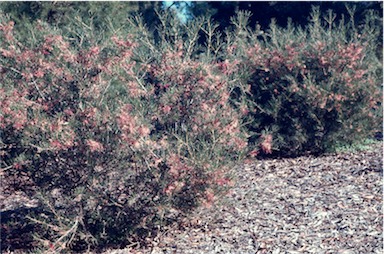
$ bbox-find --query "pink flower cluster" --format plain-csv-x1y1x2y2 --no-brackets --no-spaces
116,104,151,149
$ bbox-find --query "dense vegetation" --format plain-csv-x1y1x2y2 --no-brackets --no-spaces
1,2,382,252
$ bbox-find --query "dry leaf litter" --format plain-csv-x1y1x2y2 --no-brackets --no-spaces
110,142,383,254
2,143,382,254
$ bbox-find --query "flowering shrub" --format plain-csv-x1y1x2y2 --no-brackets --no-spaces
225,8,382,156
0,12,246,252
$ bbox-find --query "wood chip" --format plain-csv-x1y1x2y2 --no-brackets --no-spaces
120,142,383,254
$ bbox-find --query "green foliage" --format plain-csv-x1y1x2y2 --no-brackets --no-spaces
0,2,139,25
333,138,381,153
0,2,147,44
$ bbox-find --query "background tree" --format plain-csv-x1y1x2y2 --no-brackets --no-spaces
0,1,163,39
188,1,382,29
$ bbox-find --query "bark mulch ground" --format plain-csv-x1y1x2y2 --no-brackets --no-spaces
108,142,383,254
2,142,383,253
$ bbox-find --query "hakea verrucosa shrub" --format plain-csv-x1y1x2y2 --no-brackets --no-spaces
0,14,246,251
225,9,382,156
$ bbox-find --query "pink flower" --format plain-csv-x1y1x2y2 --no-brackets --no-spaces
240,105,249,116
203,189,215,208
138,126,150,136
63,109,74,116
50,139,64,150
0,21,15,41
86,139,104,152
116,110,135,134
248,149,259,157
34,70,45,78
164,181,184,196
216,177,231,186
334,94,343,102
164,183,176,196
260,134,273,154
13,120,25,130
13,162,22,170
162,105,172,114
1,49,14,58
89,46,100,56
